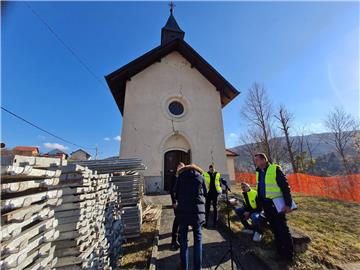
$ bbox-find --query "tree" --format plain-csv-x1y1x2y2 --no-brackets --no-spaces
353,132,360,173
275,105,298,173
325,107,358,174
241,83,273,162
239,129,262,170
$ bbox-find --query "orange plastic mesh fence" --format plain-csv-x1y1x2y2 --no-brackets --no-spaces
235,171,360,202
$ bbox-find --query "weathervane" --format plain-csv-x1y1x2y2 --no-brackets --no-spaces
169,1,175,14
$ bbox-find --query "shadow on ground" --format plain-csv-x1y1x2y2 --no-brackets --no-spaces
157,220,270,270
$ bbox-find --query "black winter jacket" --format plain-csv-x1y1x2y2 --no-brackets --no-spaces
170,175,177,204
175,165,207,226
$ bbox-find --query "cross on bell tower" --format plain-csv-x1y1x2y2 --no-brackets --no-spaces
161,2,185,45
169,1,175,13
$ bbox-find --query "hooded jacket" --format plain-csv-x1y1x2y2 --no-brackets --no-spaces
175,164,207,226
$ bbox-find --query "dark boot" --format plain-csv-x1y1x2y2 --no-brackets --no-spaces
171,232,179,249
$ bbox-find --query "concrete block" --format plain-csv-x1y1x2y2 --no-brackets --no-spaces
1,190,62,212
1,207,54,241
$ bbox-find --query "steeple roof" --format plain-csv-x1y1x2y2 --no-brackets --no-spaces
161,8,184,45
163,12,183,32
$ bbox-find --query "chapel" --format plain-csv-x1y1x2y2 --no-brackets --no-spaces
106,7,240,193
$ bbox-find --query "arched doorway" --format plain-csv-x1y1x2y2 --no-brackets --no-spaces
164,150,191,191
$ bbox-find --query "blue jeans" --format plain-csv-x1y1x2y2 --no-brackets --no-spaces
235,207,262,233
178,223,202,270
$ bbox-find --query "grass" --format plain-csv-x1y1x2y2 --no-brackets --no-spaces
221,183,360,270
119,219,157,269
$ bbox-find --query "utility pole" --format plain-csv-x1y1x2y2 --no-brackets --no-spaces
95,146,99,160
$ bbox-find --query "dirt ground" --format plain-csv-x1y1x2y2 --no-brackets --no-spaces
119,219,157,269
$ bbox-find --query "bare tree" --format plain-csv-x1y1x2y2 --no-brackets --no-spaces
242,83,273,162
325,107,358,174
353,132,360,172
289,127,319,173
275,105,297,173
294,132,307,172
269,129,287,165
239,129,262,170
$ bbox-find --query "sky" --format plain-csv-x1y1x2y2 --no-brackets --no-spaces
1,1,359,158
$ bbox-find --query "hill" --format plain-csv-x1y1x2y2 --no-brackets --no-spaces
229,131,359,176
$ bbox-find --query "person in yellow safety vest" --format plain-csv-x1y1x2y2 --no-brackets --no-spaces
233,182,264,242
254,153,294,263
203,164,224,228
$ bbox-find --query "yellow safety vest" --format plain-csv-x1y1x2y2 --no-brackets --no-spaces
256,164,282,199
203,172,222,193
243,189,257,209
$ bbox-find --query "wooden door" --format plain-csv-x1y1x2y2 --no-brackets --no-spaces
164,150,190,191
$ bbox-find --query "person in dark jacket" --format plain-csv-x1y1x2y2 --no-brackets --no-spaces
233,182,263,242
175,164,207,270
203,165,224,228
254,153,294,262
170,162,185,249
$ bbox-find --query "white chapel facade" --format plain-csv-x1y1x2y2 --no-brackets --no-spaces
106,10,239,193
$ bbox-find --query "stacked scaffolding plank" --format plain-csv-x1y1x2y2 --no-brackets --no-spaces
0,158,63,270
104,186,123,269
53,164,112,270
72,158,145,238
1,155,145,270
111,172,143,238
72,157,145,174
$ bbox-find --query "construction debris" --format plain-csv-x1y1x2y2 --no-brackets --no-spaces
143,205,161,223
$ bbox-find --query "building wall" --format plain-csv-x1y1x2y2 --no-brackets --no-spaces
226,156,236,183
71,152,89,161
13,150,38,156
120,52,229,192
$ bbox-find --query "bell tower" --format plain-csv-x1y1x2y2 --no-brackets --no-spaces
161,2,185,45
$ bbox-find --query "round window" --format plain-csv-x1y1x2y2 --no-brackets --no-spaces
168,101,184,116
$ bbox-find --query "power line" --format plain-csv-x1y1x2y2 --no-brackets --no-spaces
24,2,107,88
1,106,96,151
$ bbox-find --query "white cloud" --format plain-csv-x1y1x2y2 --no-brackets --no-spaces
229,133,238,138
104,137,110,141
113,136,121,142
43,142,68,151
